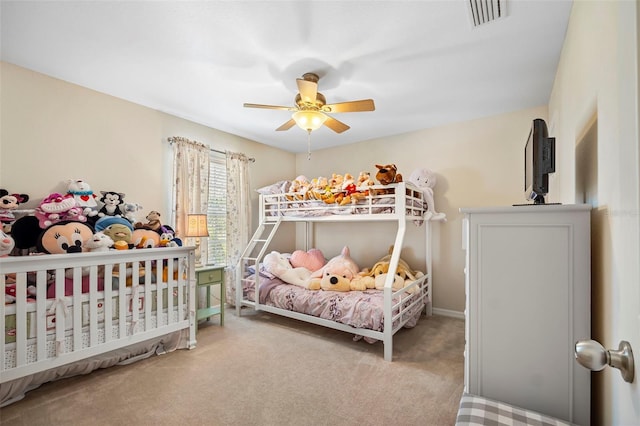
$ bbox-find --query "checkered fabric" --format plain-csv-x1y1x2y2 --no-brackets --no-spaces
455,393,574,426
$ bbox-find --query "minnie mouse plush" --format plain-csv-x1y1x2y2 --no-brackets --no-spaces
0,189,29,232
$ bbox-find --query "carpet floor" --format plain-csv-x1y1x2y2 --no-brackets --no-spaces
0,310,465,426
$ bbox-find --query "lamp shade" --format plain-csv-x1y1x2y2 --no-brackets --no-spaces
292,110,327,132
185,214,209,237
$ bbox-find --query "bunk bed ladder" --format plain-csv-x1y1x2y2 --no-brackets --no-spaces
235,218,282,314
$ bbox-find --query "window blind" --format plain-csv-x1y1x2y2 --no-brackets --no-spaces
207,152,227,266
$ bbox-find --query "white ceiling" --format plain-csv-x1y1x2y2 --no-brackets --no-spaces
1,0,573,153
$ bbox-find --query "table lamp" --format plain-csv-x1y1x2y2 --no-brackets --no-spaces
185,214,209,267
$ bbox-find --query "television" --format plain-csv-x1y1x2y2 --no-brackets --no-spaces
524,118,555,204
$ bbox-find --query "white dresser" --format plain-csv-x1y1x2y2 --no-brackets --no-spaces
460,204,591,426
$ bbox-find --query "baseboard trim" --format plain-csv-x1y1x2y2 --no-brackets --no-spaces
433,307,465,320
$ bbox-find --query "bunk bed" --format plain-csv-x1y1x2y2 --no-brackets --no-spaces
1,246,196,406
236,181,444,361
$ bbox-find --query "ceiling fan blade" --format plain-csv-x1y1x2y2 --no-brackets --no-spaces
244,103,295,111
276,119,297,131
296,78,318,104
322,99,376,113
323,116,350,133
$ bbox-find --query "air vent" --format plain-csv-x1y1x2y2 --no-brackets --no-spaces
468,0,506,27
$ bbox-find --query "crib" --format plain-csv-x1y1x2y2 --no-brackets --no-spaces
1,246,196,406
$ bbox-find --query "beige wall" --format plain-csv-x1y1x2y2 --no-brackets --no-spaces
549,1,640,423
0,62,296,252
295,105,548,314
1,61,551,316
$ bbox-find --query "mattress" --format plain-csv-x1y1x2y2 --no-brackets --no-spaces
244,275,425,336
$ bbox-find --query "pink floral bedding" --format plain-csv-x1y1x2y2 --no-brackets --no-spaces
243,275,425,334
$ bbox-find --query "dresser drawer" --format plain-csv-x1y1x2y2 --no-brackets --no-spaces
197,268,223,285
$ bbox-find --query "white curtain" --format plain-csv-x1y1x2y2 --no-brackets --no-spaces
170,136,210,265
224,151,251,305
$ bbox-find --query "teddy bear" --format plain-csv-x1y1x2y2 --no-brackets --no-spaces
309,176,336,204
0,189,29,233
357,171,376,189
309,246,363,291
408,167,446,221
359,246,423,292
337,173,369,206
286,175,312,201
134,210,163,232
67,179,99,219
263,251,314,289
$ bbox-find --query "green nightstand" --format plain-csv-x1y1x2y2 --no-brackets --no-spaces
195,266,225,329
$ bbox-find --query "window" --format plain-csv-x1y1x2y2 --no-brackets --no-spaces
207,152,226,266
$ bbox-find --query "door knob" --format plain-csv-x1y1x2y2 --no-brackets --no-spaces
575,339,635,383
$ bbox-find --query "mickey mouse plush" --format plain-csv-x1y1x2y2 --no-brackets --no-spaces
0,189,29,233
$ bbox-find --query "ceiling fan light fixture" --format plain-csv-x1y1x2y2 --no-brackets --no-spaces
292,110,327,132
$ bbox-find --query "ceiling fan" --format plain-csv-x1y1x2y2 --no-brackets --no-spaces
243,72,375,134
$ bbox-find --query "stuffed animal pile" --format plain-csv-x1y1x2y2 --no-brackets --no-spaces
283,167,381,206
259,245,424,294
3,178,178,256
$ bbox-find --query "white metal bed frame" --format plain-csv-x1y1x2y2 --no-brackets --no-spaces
236,182,443,361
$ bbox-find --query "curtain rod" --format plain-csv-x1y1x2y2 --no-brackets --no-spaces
168,137,255,162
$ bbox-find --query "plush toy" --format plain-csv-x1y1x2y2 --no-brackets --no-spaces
0,229,15,256
10,215,41,250
286,175,312,201
34,221,108,297
375,164,403,185
122,202,144,224
131,228,161,249
289,248,325,273
134,210,162,232
359,246,423,292
0,189,29,233
98,191,125,217
356,171,376,188
337,173,369,205
309,246,362,292
36,220,95,254
263,251,314,289
408,167,446,221
67,179,99,219
309,176,336,204
329,173,344,191
84,232,114,252
159,226,183,247
35,192,86,228
94,216,134,249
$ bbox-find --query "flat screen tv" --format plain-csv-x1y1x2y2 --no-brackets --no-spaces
524,118,555,204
